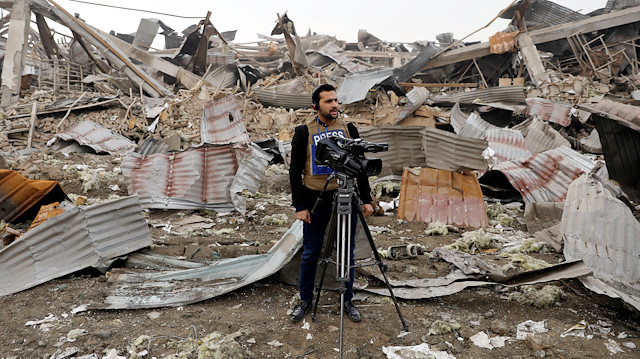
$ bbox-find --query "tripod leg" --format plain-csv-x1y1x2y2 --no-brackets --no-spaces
356,207,410,332
311,202,338,322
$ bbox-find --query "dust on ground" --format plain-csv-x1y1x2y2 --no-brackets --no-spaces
0,150,639,359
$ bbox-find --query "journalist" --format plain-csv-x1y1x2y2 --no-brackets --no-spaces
288,84,374,323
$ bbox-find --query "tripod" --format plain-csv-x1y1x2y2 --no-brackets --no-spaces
310,172,408,358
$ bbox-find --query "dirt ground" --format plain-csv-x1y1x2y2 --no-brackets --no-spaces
1,150,639,359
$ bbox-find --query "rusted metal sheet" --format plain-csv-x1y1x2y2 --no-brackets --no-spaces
0,196,152,296
523,117,571,155
524,98,572,127
96,220,302,309
562,174,640,311
486,146,594,204
201,94,251,144
397,87,429,122
485,128,532,164
397,168,488,228
0,170,68,223
423,128,488,172
580,101,640,201
136,138,170,156
358,126,426,176
122,143,270,213
55,121,136,155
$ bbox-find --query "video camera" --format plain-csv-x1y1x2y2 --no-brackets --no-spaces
315,136,388,178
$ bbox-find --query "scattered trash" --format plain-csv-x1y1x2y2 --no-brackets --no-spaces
260,213,289,225
470,331,510,350
66,328,87,342
425,222,448,236
445,229,501,253
502,285,566,308
516,320,548,340
425,319,461,336
382,343,456,359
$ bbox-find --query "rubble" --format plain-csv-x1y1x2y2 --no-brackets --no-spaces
0,0,639,357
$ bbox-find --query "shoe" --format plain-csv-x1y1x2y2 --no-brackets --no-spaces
343,301,361,322
290,300,312,322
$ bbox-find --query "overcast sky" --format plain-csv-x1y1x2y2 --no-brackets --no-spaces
49,0,606,46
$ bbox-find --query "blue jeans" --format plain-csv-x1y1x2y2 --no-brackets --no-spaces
299,205,357,303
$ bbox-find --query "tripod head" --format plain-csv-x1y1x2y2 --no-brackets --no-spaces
315,136,388,178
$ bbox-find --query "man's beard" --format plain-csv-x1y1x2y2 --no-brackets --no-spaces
320,108,338,120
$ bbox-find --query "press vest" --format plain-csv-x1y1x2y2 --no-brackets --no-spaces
303,118,351,191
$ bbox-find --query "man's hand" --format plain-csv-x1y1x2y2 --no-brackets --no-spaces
296,209,311,223
362,203,374,217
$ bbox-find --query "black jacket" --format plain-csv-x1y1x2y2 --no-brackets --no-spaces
289,121,373,212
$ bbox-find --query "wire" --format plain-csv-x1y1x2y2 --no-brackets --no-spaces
65,0,204,19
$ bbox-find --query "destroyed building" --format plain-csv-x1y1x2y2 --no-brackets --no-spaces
0,0,639,358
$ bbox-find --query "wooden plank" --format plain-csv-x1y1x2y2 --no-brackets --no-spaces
27,102,37,148
7,98,119,120
398,82,478,88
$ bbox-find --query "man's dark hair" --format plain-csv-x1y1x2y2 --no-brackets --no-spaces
312,84,336,108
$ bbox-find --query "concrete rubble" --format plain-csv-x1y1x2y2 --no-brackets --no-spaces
1,0,640,358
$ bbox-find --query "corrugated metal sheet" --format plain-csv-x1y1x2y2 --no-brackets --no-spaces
358,125,426,176
0,196,152,296
201,94,250,144
136,138,170,156
485,128,532,164
316,42,368,73
580,101,640,201
306,52,334,68
204,64,238,90
489,146,595,203
458,112,501,139
389,42,440,84
562,174,640,310
230,144,273,215
604,0,640,13
397,168,488,228
525,98,572,127
253,89,312,109
122,143,270,213
501,0,587,27
55,121,136,155
0,170,68,223
579,129,602,154
524,117,571,155
423,128,488,172
336,68,393,105
397,87,429,122
206,52,236,66
581,100,640,131
432,86,527,111
97,221,303,309
450,102,468,134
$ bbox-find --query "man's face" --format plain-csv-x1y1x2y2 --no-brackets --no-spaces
317,90,339,122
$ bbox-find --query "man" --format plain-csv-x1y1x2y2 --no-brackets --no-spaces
289,84,374,323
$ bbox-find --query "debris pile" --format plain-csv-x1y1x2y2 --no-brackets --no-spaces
0,0,639,358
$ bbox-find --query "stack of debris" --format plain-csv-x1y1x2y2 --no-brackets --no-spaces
0,0,639,357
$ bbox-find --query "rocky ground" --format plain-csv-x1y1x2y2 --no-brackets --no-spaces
0,148,639,359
